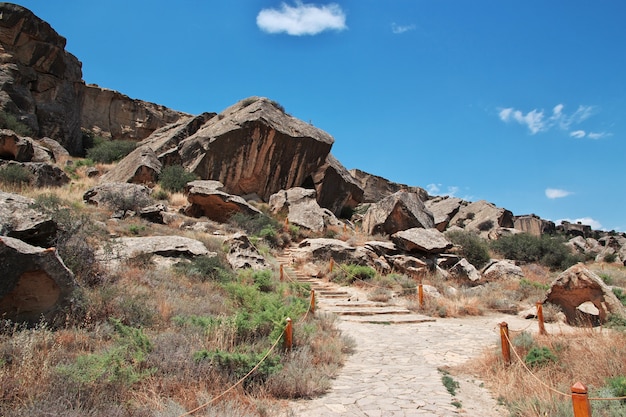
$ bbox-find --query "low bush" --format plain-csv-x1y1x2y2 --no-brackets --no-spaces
0,110,33,136
490,233,581,270
524,346,557,368
86,139,136,163
446,230,491,269
158,165,197,192
174,255,235,283
330,264,377,284
0,164,32,188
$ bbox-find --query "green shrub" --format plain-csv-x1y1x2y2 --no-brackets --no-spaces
604,252,618,263
158,165,198,192
446,230,491,269
524,346,557,368
607,376,626,398
193,349,282,385
0,110,33,136
0,164,32,187
613,288,626,307
477,219,494,231
440,370,459,395
174,255,235,283
490,233,581,270
512,331,535,350
331,264,377,284
86,139,136,163
230,212,281,236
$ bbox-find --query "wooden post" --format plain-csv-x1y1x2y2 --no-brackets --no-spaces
284,317,293,351
343,223,347,233
280,264,284,282
418,284,424,308
310,289,316,314
571,381,592,417
536,302,547,335
329,258,334,273
499,322,511,366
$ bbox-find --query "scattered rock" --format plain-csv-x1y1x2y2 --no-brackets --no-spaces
292,238,369,265
449,200,514,237
269,187,341,232
0,190,56,246
0,236,78,324
83,182,153,214
362,191,434,236
99,145,162,185
482,260,524,281
138,203,167,224
513,214,556,236
348,168,429,203
425,196,465,232
0,129,34,161
184,180,262,223
391,227,452,254
225,233,268,270
450,258,482,283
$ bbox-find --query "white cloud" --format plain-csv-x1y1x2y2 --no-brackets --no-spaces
426,183,440,194
558,217,603,230
545,188,572,199
391,23,416,34
570,130,586,138
426,183,459,197
257,1,347,36
587,131,609,140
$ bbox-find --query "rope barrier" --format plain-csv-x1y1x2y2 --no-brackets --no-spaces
176,328,286,417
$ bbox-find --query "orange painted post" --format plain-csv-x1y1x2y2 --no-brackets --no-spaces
329,258,334,273
499,322,511,366
284,317,293,351
310,289,316,314
418,284,424,308
571,382,592,417
280,264,284,282
536,302,547,335
343,223,347,233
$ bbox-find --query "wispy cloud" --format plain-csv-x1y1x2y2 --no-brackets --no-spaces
545,188,573,199
498,103,610,138
427,183,460,197
257,1,347,36
391,22,416,34
557,217,603,230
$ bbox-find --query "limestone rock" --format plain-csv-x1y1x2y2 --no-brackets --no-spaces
17,161,70,187
391,228,452,254
0,236,77,324
449,200,514,238
513,214,556,236
349,169,429,203
386,254,429,277
269,187,341,232
99,145,162,185
482,260,524,281
292,238,369,265
0,190,56,246
38,137,69,162
0,3,84,154
0,129,33,161
425,196,465,232
184,180,262,223
83,182,153,213
450,258,482,283
544,263,626,325
225,233,268,270
362,191,435,236
138,203,167,224
363,240,398,257
81,84,187,141
309,154,364,216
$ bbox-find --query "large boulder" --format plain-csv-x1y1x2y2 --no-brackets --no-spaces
7,160,70,187
0,3,84,154
513,214,556,236
0,236,78,324
269,187,341,232
83,182,154,214
184,180,262,223
362,191,435,236
225,233,268,270
81,84,187,141
482,260,524,281
308,154,364,216
391,227,453,254
0,129,33,161
0,190,56,246
449,258,482,283
99,145,162,185
544,263,626,325
424,196,465,232
449,200,514,238
291,238,369,265
140,97,333,201
348,168,429,203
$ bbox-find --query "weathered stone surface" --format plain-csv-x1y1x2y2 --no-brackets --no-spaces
450,258,482,283
391,228,452,254
308,154,364,216
544,263,626,325
363,240,398,257
99,145,161,185
83,182,153,213
362,191,435,236
0,190,56,246
425,196,465,232
0,3,84,154
138,203,167,224
449,200,514,237
291,238,369,265
141,97,333,202
0,129,33,161
513,214,556,236
99,235,212,267
269,187,341,232
567,236,602,258
184,180,261,223
386,254,429,277
225,233,268,270
16,161,70,187
0,236,77,324
595,235,626,264
349,169,429,203
38,136,69,162
482,260,524,281
81,84,187,141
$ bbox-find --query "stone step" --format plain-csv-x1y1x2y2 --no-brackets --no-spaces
324,306,412,316
341,314,436,324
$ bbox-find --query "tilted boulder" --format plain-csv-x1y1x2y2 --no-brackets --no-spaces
0,3,84,154
449,258,482,283
83,182,154,214
0,129,33,161
308,154,364,216
184,180,261,223
482,260,524,281
0,190,56,246
544,263,626,325
386,254,430,277
99,145,162,185
38,137,69,162
424,196,465,232
291,238,369,265
391,227,453,254
348,168,429,203
11,161,70,187
449,200,514,238
362,191,435,236
225,233,268,270
269,187,341,232
0,236,78,324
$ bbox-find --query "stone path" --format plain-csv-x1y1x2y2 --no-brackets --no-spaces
275,247,555,416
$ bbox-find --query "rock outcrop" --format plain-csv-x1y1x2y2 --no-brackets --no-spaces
482,260,524,281
424,196,465,232
513,214,556,237
269,187,341,232
0,129,34,161
0,190,56,246
391,228,453,255
0,236,77,324
0,3,84,154
99,145,162,185
184,180,262,223
449,200,514,237
291,238,369,265
308,154,364,216
544,263,626,325
349,169,429,203
362,191,434,236
83,182,154,214
225,233,269,270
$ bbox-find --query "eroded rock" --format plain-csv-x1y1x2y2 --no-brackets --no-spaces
391,227,452,254
0,190,56,246
269,187,341,232
225,233,268,270
362,191,434,236
184,180,262,223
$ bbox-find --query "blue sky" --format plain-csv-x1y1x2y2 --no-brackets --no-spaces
15,1,626,232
